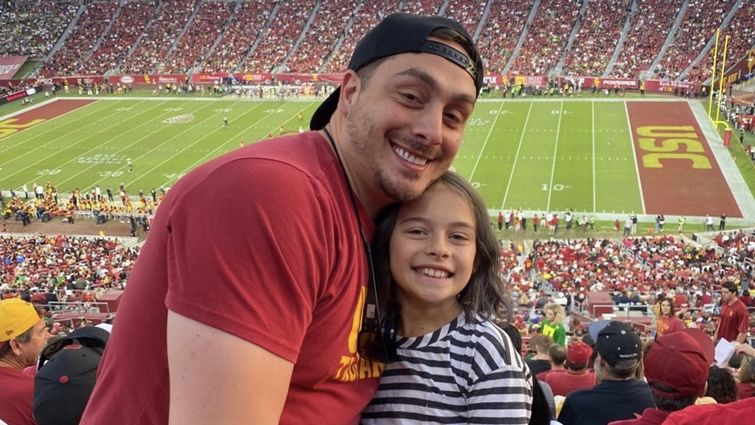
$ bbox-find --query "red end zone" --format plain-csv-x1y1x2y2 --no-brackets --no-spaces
0,99,96,141
626,101,742,218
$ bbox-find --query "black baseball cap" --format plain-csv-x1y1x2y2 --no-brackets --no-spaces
310,13,484,130
596,320,642,368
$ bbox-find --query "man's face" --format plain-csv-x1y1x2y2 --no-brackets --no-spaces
340,40,477,211
17,319,50,367
721,288,735,304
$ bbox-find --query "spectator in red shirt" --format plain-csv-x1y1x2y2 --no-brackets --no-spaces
541,340,596,397
713,282,750,343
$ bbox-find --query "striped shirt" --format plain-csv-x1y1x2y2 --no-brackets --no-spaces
361,313,533,424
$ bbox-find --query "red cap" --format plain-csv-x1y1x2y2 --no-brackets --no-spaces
567,340,592,367
645,331,709,399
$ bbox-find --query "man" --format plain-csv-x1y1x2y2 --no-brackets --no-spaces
526,334,554,376
713,281,749,343
81,13,483,425
536,343,566,380
541,340,596,396
0,298,51,425
558,321,654,425
608,329,711,425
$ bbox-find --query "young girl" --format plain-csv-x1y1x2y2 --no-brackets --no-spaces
361,172,533,424
541,303,566,346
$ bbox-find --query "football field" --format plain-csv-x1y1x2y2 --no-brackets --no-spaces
1,96,752,221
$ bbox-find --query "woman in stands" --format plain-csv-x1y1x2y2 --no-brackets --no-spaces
541,303,566,346
654,297,685,337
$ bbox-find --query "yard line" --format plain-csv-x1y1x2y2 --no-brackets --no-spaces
546,101,563,212
469,101,505,181
137,103,292,189
57,100,195,188
500,102,534,210
124,100,262,189
0,100,118,160
181,102,315,172
9,100,167,185
623,101,646,213
592,101,596,211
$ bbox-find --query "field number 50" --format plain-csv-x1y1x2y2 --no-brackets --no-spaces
542,184,567,191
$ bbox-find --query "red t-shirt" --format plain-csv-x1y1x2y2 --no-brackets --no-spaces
0,367,36,425
81,133,380,425
717,299,749,342
540,369,596,396
663,397,755,425
656,316,685,336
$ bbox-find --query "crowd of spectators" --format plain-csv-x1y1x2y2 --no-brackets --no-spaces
441,0,485,41
39,1,119,77
656,0,734,80
0,233,139,298
0,0,79,58
81,0,157,75
561,0,631,77
241,0,316,73
285,0,358,73
119,0,199,75
475,0,533,74
684,0,755,84
610,0,683,79
162,0,234,73
509,0,581,76
322,0,400,73
400,0,443,16
201,0,275,73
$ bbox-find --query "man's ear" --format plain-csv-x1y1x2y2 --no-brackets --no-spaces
338,70,361,115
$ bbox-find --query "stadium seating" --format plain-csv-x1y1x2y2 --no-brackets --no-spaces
120,0,199,75
286,0,358,73
162,0,234,73
83,0,158,75
0,0,79,58
441,0,485,39
201,0,276,73
561,0,631,77
241,0,316,73
476,0,533,74
611,0,683,79
40,1,120,77
657,0,734,80
508,0,581,76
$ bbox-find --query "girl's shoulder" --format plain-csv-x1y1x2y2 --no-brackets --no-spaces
454,316,527,370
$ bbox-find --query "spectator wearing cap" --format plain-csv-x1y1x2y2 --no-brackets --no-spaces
0,298,51,425
527,334,555,376
713,282,749,343
541,340,596,397
557,321,654,425
608,329,711,425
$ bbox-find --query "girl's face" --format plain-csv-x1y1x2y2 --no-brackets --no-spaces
389,184,477,311
661,300,671,315
545,309,555,322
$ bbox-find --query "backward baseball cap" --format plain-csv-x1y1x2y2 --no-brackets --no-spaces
310,12,484,131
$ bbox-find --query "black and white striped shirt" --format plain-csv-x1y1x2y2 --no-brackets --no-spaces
362,313,533,424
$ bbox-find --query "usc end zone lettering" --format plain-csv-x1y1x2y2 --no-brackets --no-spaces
637,125,711,169
0,118,46,139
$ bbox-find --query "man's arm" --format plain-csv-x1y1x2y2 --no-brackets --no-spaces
167,311,294,425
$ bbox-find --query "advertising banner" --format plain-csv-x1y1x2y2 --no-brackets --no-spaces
0,56,28,79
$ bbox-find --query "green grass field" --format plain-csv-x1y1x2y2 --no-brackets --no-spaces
0,96,751,221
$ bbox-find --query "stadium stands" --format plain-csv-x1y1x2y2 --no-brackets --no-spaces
120,0,199,74
441,0,485,39
0,0,79,58
610,0,683,79
240,0,316,73
657,0,735,80
508,0,581,76
285,0,358,73
162,0,234,73
201,0,276,73
476,0,533,74
83,0,158,75
561,0,631,77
